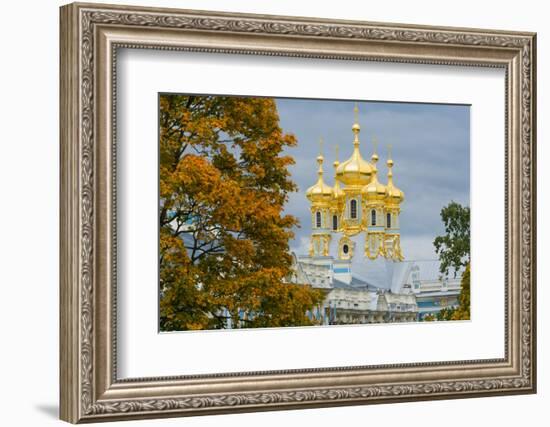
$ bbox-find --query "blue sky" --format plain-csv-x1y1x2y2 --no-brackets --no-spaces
275,98,470,262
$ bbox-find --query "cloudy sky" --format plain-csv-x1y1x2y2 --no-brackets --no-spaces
275,98,470,263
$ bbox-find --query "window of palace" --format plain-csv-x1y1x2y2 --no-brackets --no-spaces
332,215,338,231
350,199,358,219
316,211,322,228
371,209,376,226
387,212,391,228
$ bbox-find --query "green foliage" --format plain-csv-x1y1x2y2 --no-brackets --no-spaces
436,307,455,321
451,263,470,320
432,201,471,322
433,201,470,278
425,264,470,322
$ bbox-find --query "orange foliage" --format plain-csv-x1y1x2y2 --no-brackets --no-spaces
159,95,323,331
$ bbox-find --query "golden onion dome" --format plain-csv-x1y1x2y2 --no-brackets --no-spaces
306,154,334,203
386,158,404,204
362,150,387,200
335,118,373,186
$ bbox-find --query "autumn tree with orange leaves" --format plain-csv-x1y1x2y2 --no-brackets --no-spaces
159,95,324,331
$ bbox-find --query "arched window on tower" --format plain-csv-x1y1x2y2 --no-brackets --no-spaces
350,199,358,219
386,212,391,228
371,209,376,226
316,211,322,228
332,214,338,231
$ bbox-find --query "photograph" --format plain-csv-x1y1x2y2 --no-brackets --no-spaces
55,2,536,422
158,94,471,331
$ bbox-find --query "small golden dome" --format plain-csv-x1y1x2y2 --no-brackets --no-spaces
386,158,404,204
306,154,334,203
362,149,387,200
371,152,379,163
387,183,404,204
363,178,387,200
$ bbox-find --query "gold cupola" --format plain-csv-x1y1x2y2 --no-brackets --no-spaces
362,137,387,200
335,104,373,187
306,143,333,204
385,150,404,205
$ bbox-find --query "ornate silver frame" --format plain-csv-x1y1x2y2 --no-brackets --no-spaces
60,2,537,423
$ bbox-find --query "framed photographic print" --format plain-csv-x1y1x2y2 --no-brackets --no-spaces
60,2,537,423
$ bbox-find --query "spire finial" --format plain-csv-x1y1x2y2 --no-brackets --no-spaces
333,144,340,169
316,137,324,176
352,102,361,144
371,136,379,164
386,144,394,182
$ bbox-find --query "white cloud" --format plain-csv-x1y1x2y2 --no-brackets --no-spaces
400,235,439,261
